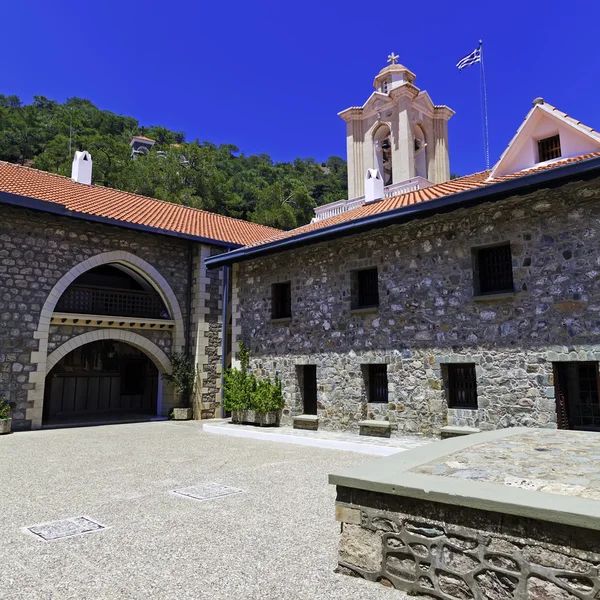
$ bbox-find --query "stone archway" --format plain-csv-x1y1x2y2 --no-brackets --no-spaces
43,330,174,423
26,251,184,429
45,330,172,375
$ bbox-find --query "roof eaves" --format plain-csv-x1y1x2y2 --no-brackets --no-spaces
205,154,600,269
0,190,243,249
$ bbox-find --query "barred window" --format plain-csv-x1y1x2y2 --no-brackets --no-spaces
352,267,379,309
364,364,388,403
538,135,561,162
445,364,478,409
473,243,514,295
271,282,291,319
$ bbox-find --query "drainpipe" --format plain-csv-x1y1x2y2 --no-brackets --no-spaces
185,242,194,408
220,250,231,418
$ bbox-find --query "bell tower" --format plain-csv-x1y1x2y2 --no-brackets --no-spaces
339,54,454,200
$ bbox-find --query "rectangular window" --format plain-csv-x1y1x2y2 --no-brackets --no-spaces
445,364,478,408
364,364,388,403
271,281,291,319
473,243,514,296
538,134,561,162
352,267,379,309
299,365,318,415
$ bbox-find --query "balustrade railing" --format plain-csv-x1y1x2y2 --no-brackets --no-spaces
55,285,168,319
312,176,434,222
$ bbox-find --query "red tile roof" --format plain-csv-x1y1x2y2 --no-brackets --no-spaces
243,151,600,249
0,161,282,246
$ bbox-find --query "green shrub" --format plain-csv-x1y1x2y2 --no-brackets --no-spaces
161,352,197,405
223,342,284,414
0,396,10,420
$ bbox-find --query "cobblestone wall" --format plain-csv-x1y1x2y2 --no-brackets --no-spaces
236,179,600,434
0,206,203,430
335,488,600,599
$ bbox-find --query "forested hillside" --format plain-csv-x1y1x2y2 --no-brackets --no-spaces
0,95,347,229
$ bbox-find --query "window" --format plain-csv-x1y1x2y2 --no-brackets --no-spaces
445,364,478,408
538,134,561,162
364,364,388,403
473,243,514,296
351,267,379,309
271,281,291,319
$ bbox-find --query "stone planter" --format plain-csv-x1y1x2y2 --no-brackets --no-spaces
0,418,11,434
171,407,193,421
231,409,281,427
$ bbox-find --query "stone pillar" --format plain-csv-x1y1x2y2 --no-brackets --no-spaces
394,106,412,183
190,244,224,419
433,117,451,183
348,120,365,199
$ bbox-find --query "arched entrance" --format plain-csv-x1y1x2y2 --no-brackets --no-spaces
43,340,159,425
27,250,183,430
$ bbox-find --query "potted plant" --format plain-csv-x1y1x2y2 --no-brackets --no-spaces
162,352,197,420
223,342,284,426
0,396,12,435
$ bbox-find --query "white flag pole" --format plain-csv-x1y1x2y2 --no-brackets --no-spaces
479,40,490,169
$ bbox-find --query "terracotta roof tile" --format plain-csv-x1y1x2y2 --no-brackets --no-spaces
244,152,600,249
0,161,281,246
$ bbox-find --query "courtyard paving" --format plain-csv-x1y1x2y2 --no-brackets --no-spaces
0,421,412,599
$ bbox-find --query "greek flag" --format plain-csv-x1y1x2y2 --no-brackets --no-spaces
456,45,481,71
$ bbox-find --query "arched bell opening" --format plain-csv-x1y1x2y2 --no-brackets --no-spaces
414,125,428,180
374,125,393,186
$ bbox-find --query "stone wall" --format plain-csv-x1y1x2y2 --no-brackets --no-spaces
0,205,222,430
235,178,600,434
190,244,226,419
335,487,600,599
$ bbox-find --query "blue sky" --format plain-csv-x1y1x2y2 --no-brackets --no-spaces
3,0,598,177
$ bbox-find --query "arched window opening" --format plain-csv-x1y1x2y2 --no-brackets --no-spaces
374,126,393,186
414,125,427,179
55,264,170,319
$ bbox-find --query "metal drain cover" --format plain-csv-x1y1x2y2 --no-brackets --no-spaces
170,482,244,502
26,516,105,541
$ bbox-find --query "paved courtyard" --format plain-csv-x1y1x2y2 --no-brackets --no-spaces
0,421,412,599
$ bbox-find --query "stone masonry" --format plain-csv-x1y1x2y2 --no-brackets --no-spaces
0,205,226,430
335,487,600,600
234,177,600,435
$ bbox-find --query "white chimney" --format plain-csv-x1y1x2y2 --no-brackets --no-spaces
364,168,384,203
71,151,92,185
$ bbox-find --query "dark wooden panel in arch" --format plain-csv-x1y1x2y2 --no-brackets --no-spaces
43,340,159,423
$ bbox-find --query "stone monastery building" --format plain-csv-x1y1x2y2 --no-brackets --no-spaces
3,58,600,435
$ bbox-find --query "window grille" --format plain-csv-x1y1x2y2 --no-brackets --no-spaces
475,244,514,295
271,282,291,319
353,268,379,309
446,364,478,408
538,135,561,162
367,364,388,403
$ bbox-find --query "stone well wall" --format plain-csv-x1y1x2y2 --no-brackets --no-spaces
335,487,600,600
235,178,600,434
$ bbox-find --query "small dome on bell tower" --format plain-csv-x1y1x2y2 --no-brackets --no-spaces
373,53,416,93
